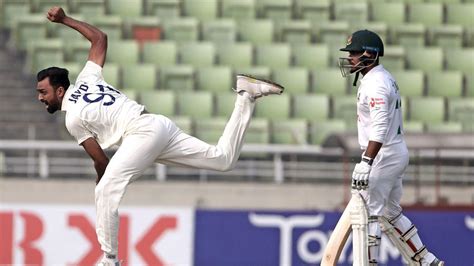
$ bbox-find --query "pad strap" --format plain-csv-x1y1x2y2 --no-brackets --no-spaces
412,246,428,262
401,224,417,242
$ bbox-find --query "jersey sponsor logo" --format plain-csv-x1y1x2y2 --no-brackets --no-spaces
369,97,385,109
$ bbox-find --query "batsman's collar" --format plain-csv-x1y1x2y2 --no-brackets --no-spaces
61,85,74,112
360,65,384,84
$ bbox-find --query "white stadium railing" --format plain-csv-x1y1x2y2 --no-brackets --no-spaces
0,139,473,186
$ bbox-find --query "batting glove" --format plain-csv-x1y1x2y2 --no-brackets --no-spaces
352,160,371,190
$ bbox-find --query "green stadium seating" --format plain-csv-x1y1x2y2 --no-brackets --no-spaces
62,62,82,83
159,65,195,91
89,16,123,40
466,74,474,97
70,0,106,18
179,42,216,67
426,122,463,133
102,64,120,88
65,40,89,63
408,3,443,26
238,19,274,44
272,68,309,94
391,70,424,97
447,98,474,132
107,0,143,17
140,90,176,117
292,44,330,69
34,0,69,13
334,2,369,24
446,3,474,27
390,23,426,48
406,47,443,72
403,121,424,133
310,119,346,145
255,44,291,68
256,0,292,21
280,20,312,46
235,66,271,80
445,49,474,75
143,41,177,67
409,97,445,123
255,94,291,119
317,21,351,66
196,66,233,92
146,0,181,20
183,0,218,21
292,94,329,121
426,71,463,97
162,18,199,43
122,64,157,92
271,119,308,145
121,89,138,101
312,69,349,95
26,39,64,74
107,41,140,66
194,118,226,144
202,19,237,43
428,25,464,50
221,0,256,21
371,2,405,25
1,0,31,30
352,22,388,45
382,46,405,71
215,92,237,117
170,116,192,134
332,95,358,128
177,91,213,118
10,15,48,51
400,96,408,121
216,42,253,68
245,118,270,144
425,0,460,3
51,15,87,43
295,0,331,23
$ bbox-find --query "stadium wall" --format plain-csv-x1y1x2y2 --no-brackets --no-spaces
1,178,473,265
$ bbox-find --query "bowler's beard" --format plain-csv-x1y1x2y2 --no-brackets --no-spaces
44,100,60,113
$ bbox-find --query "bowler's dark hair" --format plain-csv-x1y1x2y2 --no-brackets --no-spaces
37,67,70,90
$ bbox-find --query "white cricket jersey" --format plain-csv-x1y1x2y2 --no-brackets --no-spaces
357,65,404,149
61,61,145,149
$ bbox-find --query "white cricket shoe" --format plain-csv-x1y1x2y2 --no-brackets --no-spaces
235,74,284,100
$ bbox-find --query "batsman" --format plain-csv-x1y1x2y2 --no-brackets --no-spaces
338,30,444,265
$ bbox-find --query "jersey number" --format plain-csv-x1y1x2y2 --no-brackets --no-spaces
83,85,121,106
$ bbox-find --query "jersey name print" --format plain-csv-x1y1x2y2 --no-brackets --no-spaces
61,61,145,149
69,83,121,106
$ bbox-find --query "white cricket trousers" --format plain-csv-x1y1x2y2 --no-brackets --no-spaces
360,141,409,217
95,94,255,255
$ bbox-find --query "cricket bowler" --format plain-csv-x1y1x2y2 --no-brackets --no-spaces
36,7,283,265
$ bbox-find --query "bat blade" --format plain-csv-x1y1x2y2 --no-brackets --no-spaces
321,197,353,266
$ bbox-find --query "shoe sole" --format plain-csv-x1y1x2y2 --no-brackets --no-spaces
237,74,285,94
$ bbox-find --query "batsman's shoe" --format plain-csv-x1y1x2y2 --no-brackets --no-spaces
235,74,284,100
